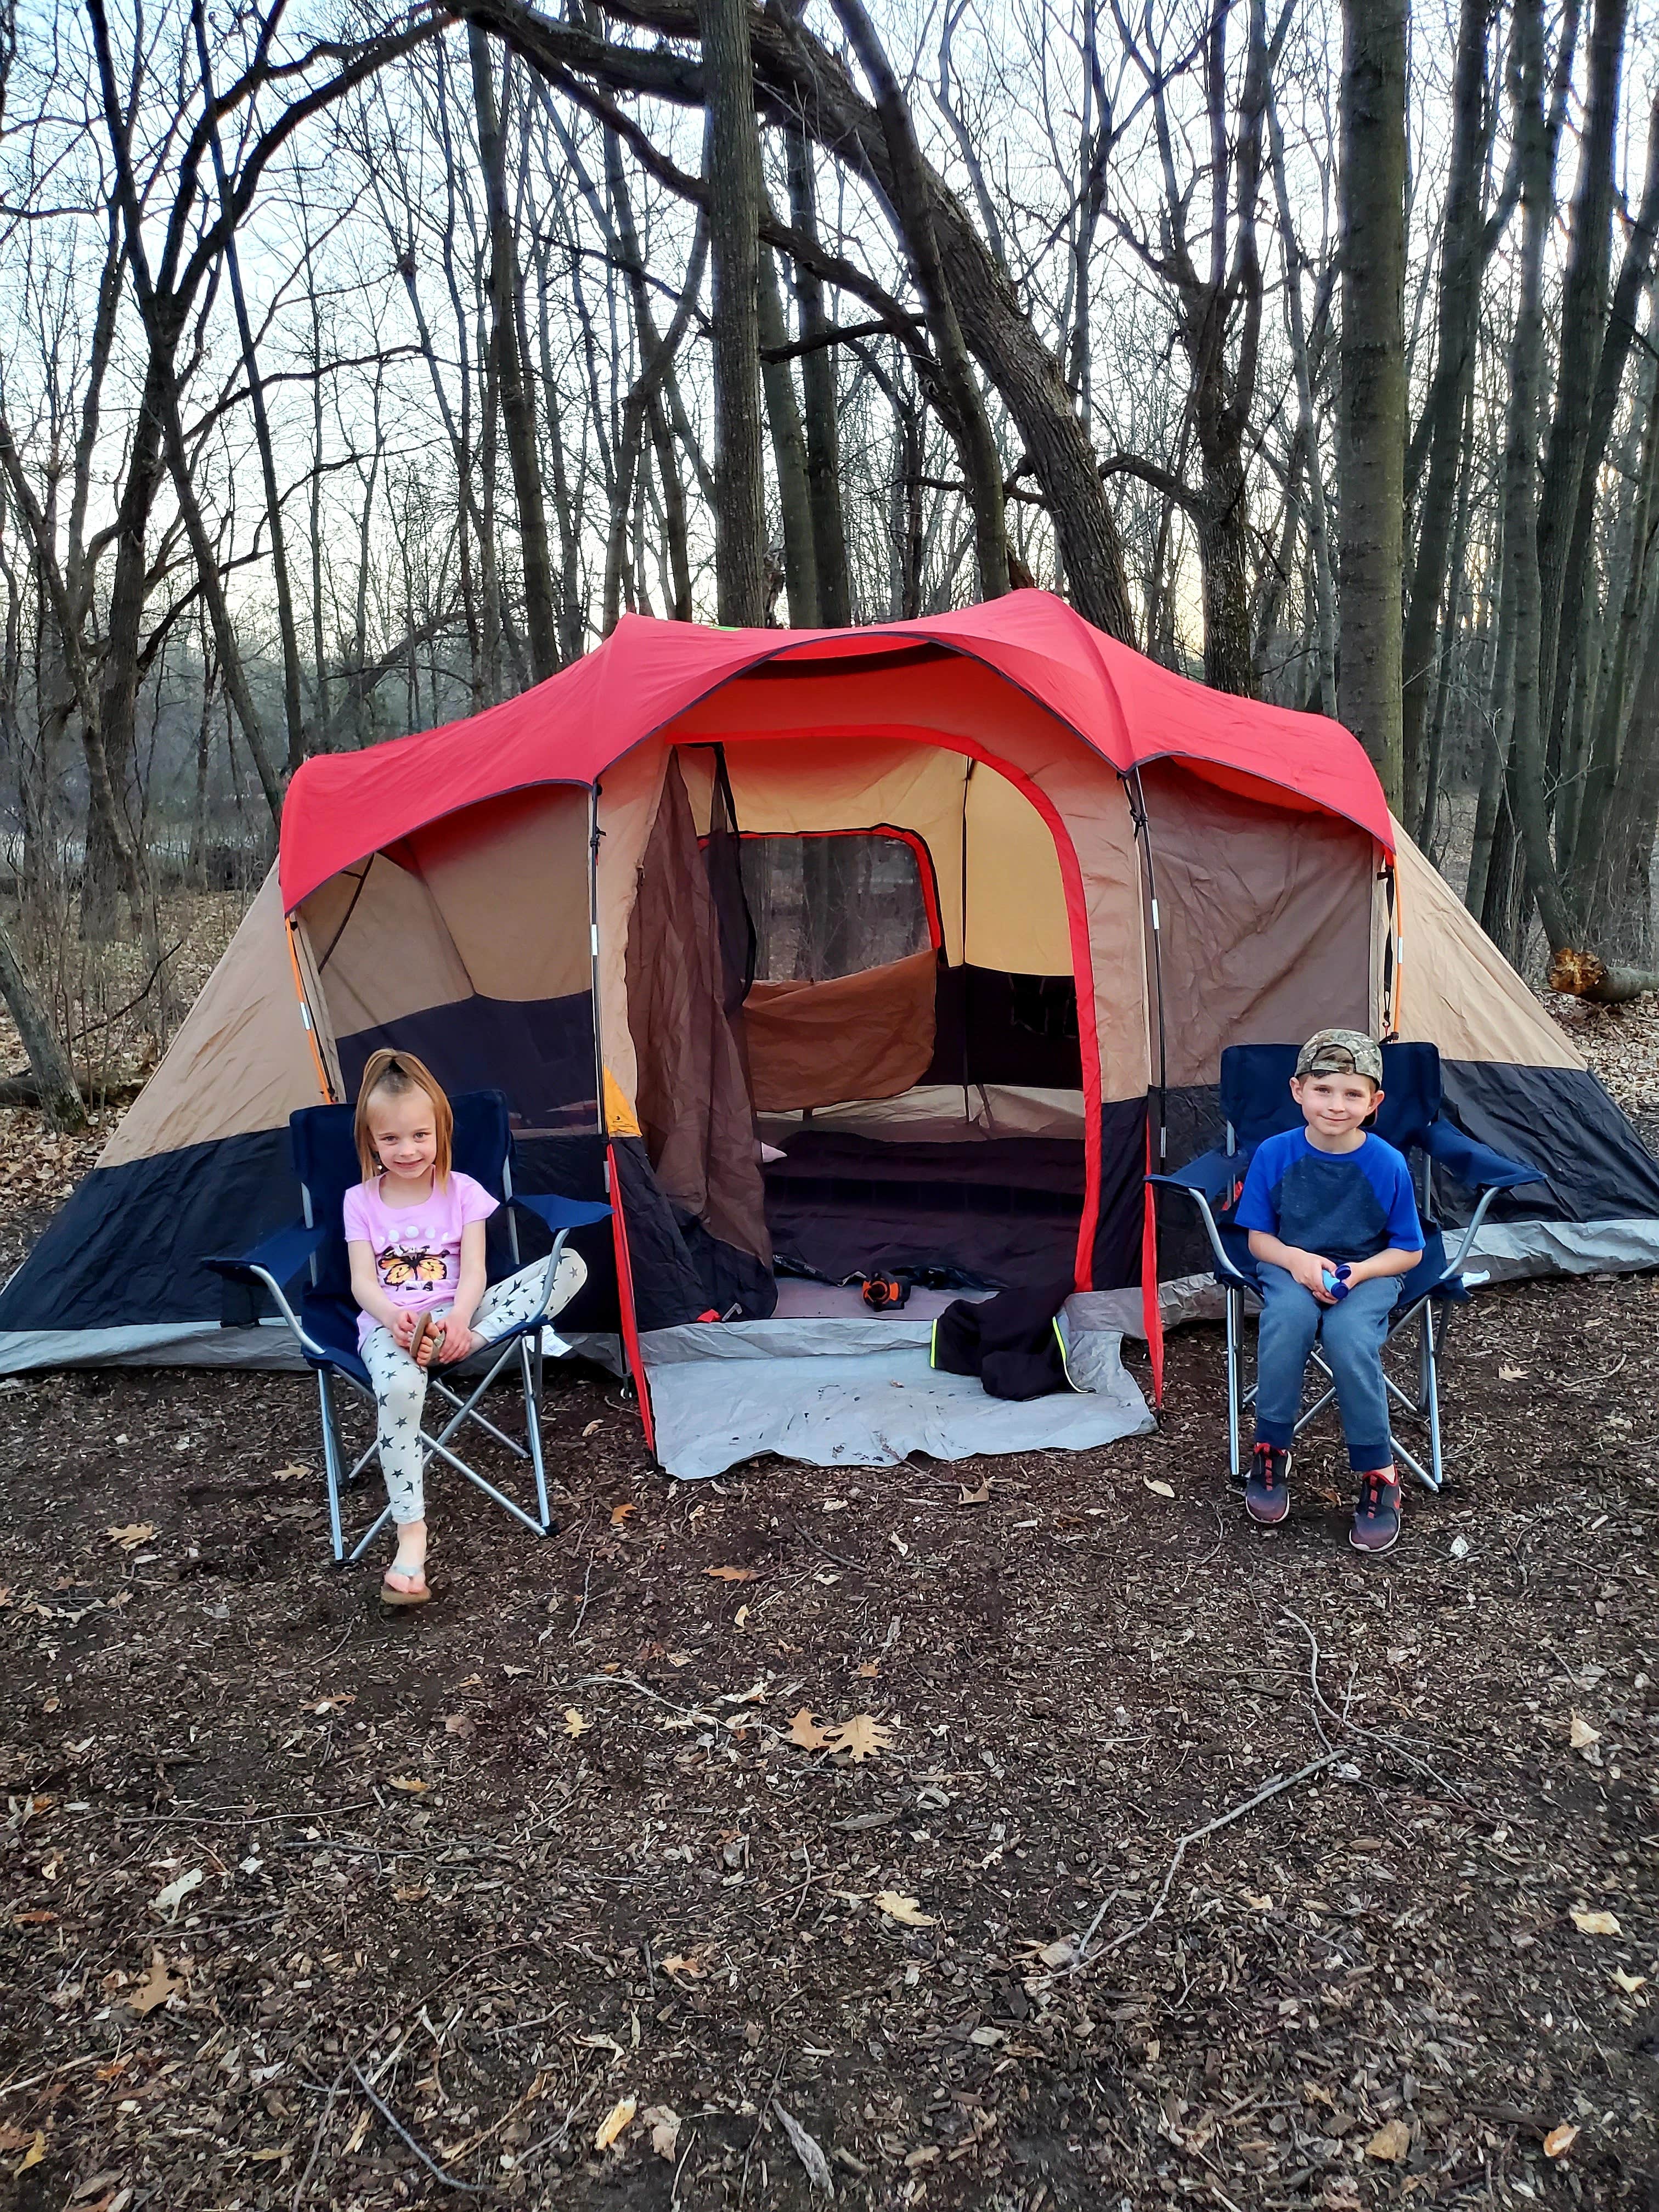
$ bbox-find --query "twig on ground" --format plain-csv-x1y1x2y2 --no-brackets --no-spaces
1073,1749,1340,1972
571,1554,596,1641
1279,1610,1465,1800
348,2058,489,2193
292,2066,345,2210
791,1521,861,1571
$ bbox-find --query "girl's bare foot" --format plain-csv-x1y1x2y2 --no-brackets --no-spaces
380,1563,430,1605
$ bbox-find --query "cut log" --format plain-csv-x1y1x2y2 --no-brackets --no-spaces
1547,947,1659,1003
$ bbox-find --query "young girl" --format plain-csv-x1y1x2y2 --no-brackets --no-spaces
344,1050,583,1604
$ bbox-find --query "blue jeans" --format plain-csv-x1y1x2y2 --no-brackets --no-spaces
1252,1265,1402,1472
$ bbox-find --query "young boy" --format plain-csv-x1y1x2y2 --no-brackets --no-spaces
1232,1029,1424,1553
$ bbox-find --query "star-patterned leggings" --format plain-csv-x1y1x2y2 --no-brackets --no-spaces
359,1250,585,1524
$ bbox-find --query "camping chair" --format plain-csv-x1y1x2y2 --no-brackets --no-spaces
208,1090,611,1562
1149,1042,1544,1492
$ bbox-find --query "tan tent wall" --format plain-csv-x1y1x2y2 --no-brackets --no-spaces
1137,760,1379,1087
101,869,325,1168
298,787,590,1042
1391,823,1581,1069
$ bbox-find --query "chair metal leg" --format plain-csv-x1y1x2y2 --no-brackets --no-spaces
1225,1284,1242,1483
1422,1304,1444,1492
520,1334,552,1534
318,1369,346,1565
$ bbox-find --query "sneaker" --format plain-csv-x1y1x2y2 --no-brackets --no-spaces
1244,1442,1291,1524
1350,1467,1402,1553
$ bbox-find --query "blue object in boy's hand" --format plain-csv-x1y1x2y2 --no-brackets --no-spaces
1321,1264,1353,1300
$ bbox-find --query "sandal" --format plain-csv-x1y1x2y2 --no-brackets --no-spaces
380,1565,431,1606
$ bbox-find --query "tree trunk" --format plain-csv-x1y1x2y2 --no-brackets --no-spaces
460,0,1138,640
1536,0,1627,768
469,30,558,683
1544,86,1659,786
1400,0,1498,826
1336,0,1408,808
829,0,1007,604
697,0,768,627
0,917,86,1133
1267,89,1336,713
758,242,820,624
1499,0,1582,958
786,122,851,624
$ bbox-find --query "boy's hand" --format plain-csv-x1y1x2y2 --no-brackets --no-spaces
1286,1249,1340,1303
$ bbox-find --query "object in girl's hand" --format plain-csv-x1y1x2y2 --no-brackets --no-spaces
409,1312,445,1361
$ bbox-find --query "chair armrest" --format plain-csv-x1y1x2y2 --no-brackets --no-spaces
204,1220,329,1289
507,1193,613,1234
1147,1170,1255,1288
1423,1120,1544,1191
1148,1147,1248,1206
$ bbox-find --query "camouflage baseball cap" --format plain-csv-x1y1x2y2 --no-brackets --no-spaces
1296,1028,1383,1084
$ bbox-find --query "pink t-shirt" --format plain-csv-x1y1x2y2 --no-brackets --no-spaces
343,1171,498,1347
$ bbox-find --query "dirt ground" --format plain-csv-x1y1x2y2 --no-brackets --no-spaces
1,976,1656,2210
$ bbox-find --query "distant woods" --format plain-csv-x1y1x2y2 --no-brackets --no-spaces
3,0,1659,1086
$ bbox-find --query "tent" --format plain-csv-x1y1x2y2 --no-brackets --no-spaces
3,592,1656,1473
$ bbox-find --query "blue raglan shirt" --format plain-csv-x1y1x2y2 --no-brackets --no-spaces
1234,1128,1425,1264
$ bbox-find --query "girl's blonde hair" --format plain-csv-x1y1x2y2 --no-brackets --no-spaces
354,1049,453,1184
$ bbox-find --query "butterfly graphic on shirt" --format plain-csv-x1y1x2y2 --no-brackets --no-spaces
378,1241,449,1290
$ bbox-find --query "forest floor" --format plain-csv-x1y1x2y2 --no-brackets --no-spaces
0,909,1656,2212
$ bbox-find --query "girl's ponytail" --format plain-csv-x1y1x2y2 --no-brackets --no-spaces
354,1049,454,1185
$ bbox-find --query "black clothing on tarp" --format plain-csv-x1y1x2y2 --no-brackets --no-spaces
929,1280,1081,1401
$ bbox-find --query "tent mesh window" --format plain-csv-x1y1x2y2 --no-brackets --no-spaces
739,833,934,984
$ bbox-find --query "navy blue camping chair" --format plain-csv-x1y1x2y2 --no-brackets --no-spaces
1148,1042,1543,1491
208,1091,610,1562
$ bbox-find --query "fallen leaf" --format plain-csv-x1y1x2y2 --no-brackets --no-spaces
0,2129,29,2154
270,1463,311,1481
610,1503,636,1525
150,1867,204,1917
1612,1968,1648,1994
307,1693,355,1714
1243,1892,1273,1911
503,1664,528,1678
594,2096,636,2152
1569,1713,1601,1751
822,1713,895,1762
857,1660,880,1679
1570,1907,1621,1936
890,1534,910,1556
957,1479,990,1505
581,1420,603,1438
1036,1937,1079,1968
1365,2119,1410,2162
385,1775,430,1795
1498,1363,1528,1381
443,1713,476,1739
563,1708,591,1737
734,1605,750,1629
706,1565,758,1582
667,1651,693,1667
773,2101,834,2193
1543,2124,1580,2159
128,1952,185,2016
644,2104,681,2160
105,1523,155,1549
788,1707,830,1751
14,1909,57,1926
343,2108,371,2155
874,1890,936,1927
393,1884,428,1903
16,2131,46,2173
1143,1477,1175,1499
969,2025,1004,2046
660,1953,705,1979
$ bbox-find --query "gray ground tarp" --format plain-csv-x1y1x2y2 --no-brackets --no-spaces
639,1307,1155,1481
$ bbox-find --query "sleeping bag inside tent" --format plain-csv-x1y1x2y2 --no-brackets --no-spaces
2,592,1656,1479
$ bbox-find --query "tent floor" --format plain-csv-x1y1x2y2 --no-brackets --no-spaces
763,1129,1084,1288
